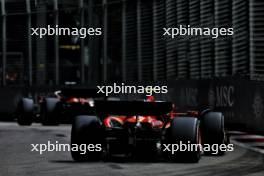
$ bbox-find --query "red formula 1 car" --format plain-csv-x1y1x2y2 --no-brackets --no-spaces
71,96,226,163
16,89,105,126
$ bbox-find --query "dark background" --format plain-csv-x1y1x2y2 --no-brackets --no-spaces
0,0,264,132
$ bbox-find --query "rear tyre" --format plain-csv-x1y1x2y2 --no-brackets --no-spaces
41,98,60,125
71,115,104,162
163,117,201,163
17,98,34,126
202,112,225,155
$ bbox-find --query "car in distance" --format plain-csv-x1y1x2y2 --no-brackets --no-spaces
15,88,105,125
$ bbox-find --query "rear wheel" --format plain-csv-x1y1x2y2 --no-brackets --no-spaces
163,117,201,163
202,112,225,155
71,115,104,162
41,98,60,125
17,98,34,126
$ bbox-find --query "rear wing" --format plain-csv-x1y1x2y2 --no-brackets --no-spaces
58,88,105,98
94,101,172,116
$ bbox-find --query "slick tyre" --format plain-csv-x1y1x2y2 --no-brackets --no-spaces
41,98,60,125
17,98,34,126
202,112,225,155
71,115,104,162
163,117,201,163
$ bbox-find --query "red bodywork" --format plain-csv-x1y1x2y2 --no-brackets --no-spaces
103,96,199,130
103,96,164,128
66,97,91,105
104,116,164,129
104,111,199,129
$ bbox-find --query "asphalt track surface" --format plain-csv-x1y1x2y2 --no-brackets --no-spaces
0,122,264,176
